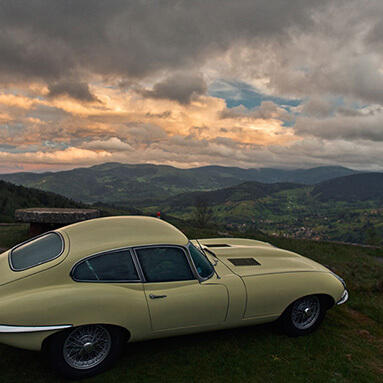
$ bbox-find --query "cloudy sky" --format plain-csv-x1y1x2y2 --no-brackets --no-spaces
1,0,383,173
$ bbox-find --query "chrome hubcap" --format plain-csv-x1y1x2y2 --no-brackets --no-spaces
81,342,95,354
304,307,312,317
291,296,320,330
63,325,111,369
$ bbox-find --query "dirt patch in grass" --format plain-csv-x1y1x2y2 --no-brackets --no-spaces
347,307,376,326
344,308,383,377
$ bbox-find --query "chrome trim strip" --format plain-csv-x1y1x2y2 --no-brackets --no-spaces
336,289,349,305
0,324,72,333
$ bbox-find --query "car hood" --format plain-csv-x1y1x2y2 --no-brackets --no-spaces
194,238,329,277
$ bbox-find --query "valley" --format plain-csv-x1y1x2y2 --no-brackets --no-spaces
0,163,381,246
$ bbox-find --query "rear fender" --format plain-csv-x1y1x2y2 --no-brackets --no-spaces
0,284,150,350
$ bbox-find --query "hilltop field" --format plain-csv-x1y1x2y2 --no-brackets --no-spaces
0,223,382,383
1,163,382,381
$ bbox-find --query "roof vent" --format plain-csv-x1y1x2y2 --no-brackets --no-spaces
228,258,261,266
203,244,231,248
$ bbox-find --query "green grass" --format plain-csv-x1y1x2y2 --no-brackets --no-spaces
0,225,382,382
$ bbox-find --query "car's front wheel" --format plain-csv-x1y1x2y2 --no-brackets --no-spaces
47,324,124,379
281,295,327,337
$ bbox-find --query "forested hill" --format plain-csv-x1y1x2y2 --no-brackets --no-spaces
313,173,383,202
0,162,360,204
162,181,302,208
0,180,83,222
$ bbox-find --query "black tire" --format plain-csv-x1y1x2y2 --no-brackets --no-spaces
47,324,124,380
281,295,327,337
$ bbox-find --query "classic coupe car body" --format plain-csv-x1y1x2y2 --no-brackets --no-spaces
0,216,348,378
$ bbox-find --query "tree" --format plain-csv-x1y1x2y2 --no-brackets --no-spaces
194,194,213,228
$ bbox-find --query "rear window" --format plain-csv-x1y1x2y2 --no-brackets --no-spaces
10,232,64,271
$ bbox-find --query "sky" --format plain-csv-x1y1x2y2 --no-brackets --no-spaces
1,0,383,173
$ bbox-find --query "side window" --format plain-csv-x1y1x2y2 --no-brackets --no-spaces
136,247,195,283
72,249,139,282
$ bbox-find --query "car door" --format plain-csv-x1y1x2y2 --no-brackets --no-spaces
134,245,228,331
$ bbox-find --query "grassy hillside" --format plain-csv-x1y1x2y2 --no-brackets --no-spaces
0,163,360,205
162,181,301,208
142,174,383,245
0,180,84,222
313,173,383,202
0,224,382,383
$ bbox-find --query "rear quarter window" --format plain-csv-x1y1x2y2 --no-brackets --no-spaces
10,232,64,271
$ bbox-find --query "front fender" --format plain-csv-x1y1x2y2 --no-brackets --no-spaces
242,271,345,319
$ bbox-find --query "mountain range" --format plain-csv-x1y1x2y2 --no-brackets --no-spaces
0,162,360,205
0,164,381,245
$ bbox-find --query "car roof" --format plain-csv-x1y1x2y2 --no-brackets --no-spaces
57,216,189,261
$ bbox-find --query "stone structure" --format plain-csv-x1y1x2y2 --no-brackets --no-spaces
15,208,100,237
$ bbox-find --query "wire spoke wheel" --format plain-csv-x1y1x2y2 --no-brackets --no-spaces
63,325,112,370
48,324,124,379
291,296,321,330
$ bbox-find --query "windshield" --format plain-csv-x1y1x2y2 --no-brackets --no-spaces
188,242,214,280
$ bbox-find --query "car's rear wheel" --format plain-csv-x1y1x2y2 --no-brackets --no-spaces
47,324,124,379
281,295,327,337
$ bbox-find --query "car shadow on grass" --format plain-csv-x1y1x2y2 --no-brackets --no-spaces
0,322,278,383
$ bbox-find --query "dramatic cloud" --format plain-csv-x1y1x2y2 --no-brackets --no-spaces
219,101,293,121
295,108,383,142
48,81,99,102
0,0,383,172
0,1,331,82
139,74,207,105
81,137,133,152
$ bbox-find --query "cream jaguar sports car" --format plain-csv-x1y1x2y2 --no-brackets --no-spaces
0,216,348,379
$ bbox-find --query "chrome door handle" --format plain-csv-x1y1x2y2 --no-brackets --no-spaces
149,294,167,299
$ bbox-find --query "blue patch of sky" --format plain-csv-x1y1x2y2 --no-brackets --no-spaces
0,143,17,151
0,144,40,154
208,80,301,109
0,123,26,136
281,120,295,127
330,96,368,110
334,96,345,107
334,97,371,112
43,141,69,149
